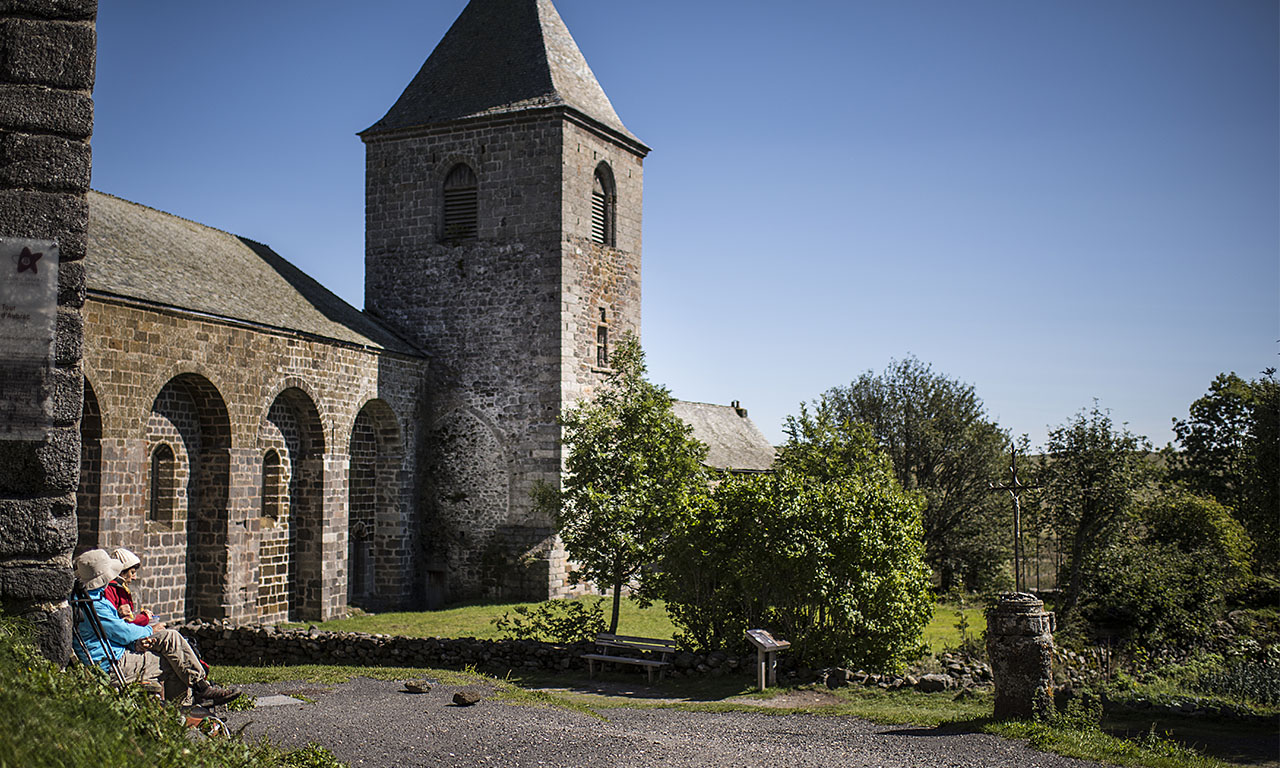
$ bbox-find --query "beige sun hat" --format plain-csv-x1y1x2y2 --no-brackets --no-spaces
111,547,141,571
74,549,124,591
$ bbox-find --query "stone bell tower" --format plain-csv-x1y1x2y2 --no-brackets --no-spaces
361,0,648,604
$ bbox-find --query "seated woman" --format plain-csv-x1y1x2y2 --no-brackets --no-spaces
103,547,150,626
72,549,239,707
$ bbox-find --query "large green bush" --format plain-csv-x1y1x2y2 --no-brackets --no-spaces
655,418,933,671
1081,493,1252,651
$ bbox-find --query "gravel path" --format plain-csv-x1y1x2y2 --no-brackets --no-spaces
226,677,1107,768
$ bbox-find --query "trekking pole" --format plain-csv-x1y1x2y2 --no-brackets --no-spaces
71,583,128,689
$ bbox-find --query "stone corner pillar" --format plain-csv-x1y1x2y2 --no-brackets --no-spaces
986,592,1055,720
0,0,97,662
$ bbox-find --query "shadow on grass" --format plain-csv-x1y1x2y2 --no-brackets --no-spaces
875,716,993,738
1103,712,1280,767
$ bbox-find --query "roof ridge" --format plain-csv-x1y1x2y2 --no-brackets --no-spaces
89,189,246,242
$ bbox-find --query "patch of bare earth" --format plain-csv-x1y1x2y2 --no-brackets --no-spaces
738,689,843,708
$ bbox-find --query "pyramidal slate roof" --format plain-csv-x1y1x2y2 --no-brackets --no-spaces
363,0,641,145
85,190,421,356
673,400,777,473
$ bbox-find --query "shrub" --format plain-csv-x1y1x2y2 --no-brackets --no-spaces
1194,652,1280,708
1081,493,1253,651
492,598,607,643
656,457,933,671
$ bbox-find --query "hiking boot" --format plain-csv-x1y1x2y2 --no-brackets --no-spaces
193,679,241,707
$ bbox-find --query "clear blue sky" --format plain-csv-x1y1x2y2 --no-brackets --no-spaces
92,1,1278,449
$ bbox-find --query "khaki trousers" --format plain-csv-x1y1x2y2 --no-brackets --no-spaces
118,629,206,703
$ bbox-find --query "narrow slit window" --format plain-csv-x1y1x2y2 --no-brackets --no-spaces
149,444,176,524
596,324,609,368
442,163,478,244
261,449,284,520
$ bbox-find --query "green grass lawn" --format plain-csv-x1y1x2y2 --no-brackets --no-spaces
294,598,985,655
923,603,987,653
292,596,677,641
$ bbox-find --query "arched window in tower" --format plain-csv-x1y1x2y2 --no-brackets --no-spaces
591,164,616,247
441,163,478,244
149,444,177,524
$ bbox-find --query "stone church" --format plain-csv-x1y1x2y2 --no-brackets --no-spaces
75,0,775,626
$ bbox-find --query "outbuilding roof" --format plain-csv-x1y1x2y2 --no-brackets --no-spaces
85,190,421,356
673,400,777,473
363,0,642,147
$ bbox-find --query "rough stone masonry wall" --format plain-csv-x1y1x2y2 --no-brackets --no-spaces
549,120,646,598
81,298,428,624
559,119,643,407
0,0,96,661
364,114,568,604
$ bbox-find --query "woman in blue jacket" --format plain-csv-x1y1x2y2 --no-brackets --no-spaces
72,549,239,706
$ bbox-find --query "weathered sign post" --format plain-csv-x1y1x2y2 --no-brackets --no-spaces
746,629,790,692
0,239,60,441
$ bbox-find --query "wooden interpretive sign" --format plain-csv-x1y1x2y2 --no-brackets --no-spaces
746,629,791,691
746,629,790,652
0,238,59,440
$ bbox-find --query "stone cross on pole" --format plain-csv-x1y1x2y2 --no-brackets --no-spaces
990,444,1040,594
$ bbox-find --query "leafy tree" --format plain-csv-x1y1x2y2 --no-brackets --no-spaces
1172,369,1278,574
656,419,933,671
1039,405,1153,634
535,334,708,634
1082,492,1252,651
1170,372,1254,511
815,357,1011,591
1246,371,1279,573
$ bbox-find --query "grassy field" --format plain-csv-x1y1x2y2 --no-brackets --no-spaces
922,602,986,653
295,598,987,654
292,596,676,640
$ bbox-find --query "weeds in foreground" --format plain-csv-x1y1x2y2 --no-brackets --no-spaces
0,617,343,768
986,720,1233,768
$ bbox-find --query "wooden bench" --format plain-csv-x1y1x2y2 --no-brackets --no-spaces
582,633,678,683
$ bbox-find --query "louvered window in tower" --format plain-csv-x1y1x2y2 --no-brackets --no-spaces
442,163,478,244
591,165,615,246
